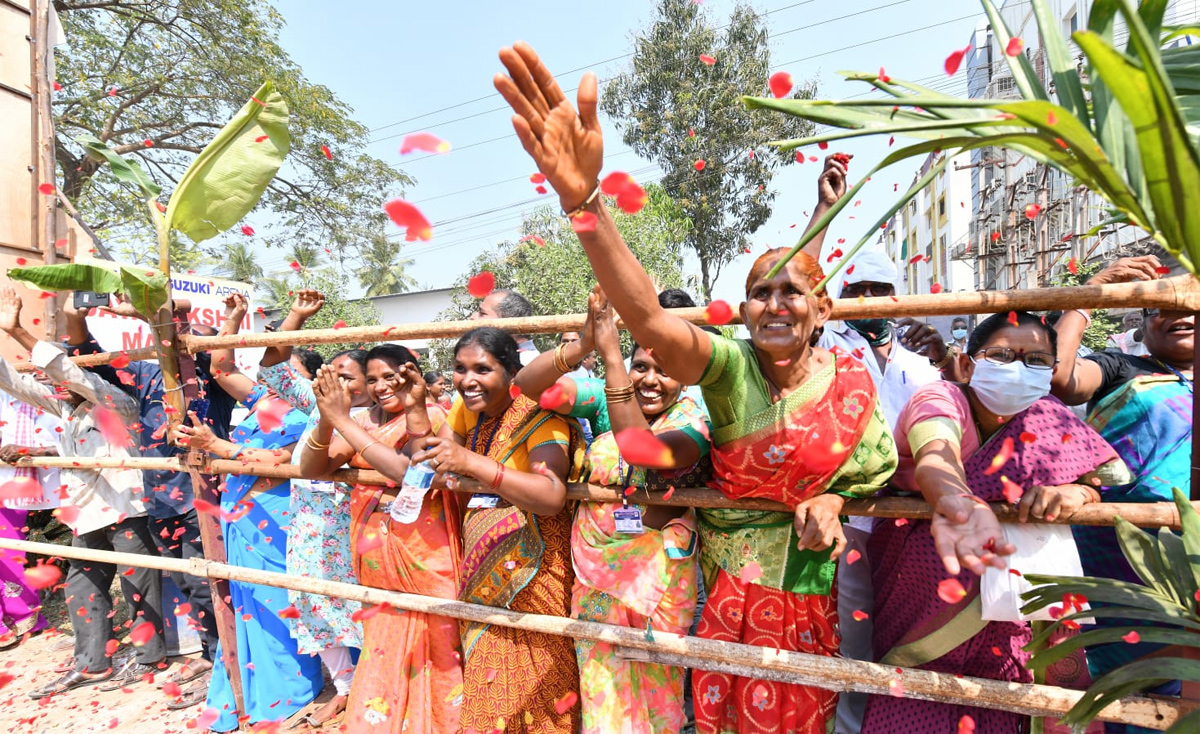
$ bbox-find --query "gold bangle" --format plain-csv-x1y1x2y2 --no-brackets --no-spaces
305,435,330,450
358,439,381,455
561,182,601,220
552,344,570,374
604,382,636,404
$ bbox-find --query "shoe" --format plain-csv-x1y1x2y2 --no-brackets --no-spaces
28,669,113,700
96,657,170,692
165,674,210,710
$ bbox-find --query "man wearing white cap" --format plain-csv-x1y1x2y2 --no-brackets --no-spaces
819,246,951,734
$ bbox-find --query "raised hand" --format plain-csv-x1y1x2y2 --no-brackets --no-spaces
494,42,604,212
395,362,428,411
0,287,23,334
817,154,850,209
896,317,948,363
312,364,352,421
98,293,147,321
223,292,249,322
1087,255,1163,285
587,286,618,356
169,411,217,451
290,289,325,322
931,493,1016,576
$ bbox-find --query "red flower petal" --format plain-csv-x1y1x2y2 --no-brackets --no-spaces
535,185,548,195
1000,475,1023,504
845,549,862,565
467,271,496,299
399,132,451,155
1047,111,1058,125
1067,258,1078,275
705,300,733,325
614,427,676,469
1025,204,1041,219
255,135,269,143
984,437,1015,476
1155,266,1170,275
769,71,793,98
571,211,598,233
937,578,967,604
519,235,546,247
38,183,55,195
255,398,291,434
694,159,706,171
1007,311,1019,327
539,383,572,411
277,604,301,619
554,691,578,715
878,66,891,83
195,708,220,729
109,352,131,369
699,54,716,65
333,320,348,330
991,231,1001,242
383,198,434,242
1122,630,1140,644
852,609,869,621
739,562,763,584
944,43,973,76
289,261,301,272
240,225,255,236
509,384,521,400
958,715,976,734
321,145,333,160
163,681,182,698
1005,37,1025,56
529,173,546,184
130,621,155,646
24,563,61,590
930,282,942,294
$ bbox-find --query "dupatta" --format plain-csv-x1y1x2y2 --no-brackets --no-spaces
709,356,880,505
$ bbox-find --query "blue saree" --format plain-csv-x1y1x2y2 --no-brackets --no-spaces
205,391,322,731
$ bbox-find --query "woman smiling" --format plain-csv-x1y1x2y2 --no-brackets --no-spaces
412,327,588,732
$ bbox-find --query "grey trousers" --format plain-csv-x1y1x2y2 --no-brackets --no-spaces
67,515,166,673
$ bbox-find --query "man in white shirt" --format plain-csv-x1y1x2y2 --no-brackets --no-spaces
472,288,540,365
818,248,949,734
0,287,167,698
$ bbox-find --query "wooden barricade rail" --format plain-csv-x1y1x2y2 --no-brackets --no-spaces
13,455,1187,529
0,535,1188,730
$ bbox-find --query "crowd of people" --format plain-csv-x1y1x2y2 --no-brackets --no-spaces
0,41,1191,734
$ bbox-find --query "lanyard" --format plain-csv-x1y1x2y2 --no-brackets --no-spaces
1154,358,1194,394
616,456,636,507
470,414,496,456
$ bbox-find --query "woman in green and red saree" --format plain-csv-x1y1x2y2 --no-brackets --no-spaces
862,311,1130,734
490,41,899,733
411,327,588,733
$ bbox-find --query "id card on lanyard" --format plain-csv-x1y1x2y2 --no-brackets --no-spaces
615,459,644,534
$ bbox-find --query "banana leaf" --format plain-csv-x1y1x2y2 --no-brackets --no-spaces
7,263,123,294
118,266,169,317
76,133,162,199
1031,0,1089,126
165,81,289,244
981,0,1050,103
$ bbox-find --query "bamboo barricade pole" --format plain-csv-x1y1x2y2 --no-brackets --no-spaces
12,455,1188,529
159,275,1197,352
0,536,1186,730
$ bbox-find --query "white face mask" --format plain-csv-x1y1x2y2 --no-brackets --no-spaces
969,358,1052,416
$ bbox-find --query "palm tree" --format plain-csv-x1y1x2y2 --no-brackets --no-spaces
217,241,264,284
284,241,324,273
358,235,418,296
257,276,294,314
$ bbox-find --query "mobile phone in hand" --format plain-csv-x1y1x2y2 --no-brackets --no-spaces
73,291,111,310
188,398,210,425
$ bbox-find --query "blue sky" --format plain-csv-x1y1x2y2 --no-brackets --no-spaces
272,0,990,306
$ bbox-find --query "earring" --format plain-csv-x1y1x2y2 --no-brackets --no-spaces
809,325,824,347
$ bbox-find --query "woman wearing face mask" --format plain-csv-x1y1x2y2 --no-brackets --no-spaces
256,289,370,728
861,311,1131,734
515,287,711,733
303,345,462,734
410,327,588,733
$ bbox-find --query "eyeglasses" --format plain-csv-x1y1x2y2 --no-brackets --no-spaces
973,346,1056,370
841,282,895,298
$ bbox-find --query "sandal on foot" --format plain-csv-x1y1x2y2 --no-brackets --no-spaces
96,657,170,692
165,674,210,711
29,669,113,700
303,696,348,729
159,659,211,687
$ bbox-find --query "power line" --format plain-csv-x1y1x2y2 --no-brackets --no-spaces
365,0,823,136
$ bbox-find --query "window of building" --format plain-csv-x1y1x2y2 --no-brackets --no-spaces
938,196,946,218
1064,6,1078,36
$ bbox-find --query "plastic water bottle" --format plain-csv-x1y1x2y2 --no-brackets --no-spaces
391,461,436,524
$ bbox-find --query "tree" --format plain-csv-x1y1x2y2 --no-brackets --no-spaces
217,241,264,284
52,0,413,269
427,185,691,371
359,234,418,296
600,0,816,299
283,241,324,273
1049,260,1119,351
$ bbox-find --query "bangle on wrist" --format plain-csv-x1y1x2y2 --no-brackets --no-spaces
1072,308,1092,326
488,462,506,491
562,182,601,221
604,382,636,404
552,343,581,374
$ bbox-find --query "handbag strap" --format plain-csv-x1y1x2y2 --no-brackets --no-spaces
878,595,988,668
